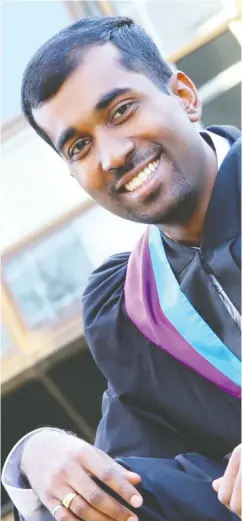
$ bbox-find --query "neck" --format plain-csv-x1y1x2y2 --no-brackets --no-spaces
160,139,218,246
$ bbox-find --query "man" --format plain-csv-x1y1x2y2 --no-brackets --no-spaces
2,16,241,521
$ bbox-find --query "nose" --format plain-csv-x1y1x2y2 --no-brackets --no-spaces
98,132,135,172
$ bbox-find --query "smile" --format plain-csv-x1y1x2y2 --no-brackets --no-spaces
125,159,159,192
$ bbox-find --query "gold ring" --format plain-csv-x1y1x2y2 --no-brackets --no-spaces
62,492,77,510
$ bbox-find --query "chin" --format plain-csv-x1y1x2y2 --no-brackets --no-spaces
124,208,168,226
125,193,195,226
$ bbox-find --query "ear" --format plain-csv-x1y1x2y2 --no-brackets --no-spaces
168,71,202,122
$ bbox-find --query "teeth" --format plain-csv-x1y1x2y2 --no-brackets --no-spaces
125,160,159,192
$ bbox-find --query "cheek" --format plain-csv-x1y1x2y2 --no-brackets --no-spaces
71,162,107,197
143,107,194,166
133,103,178,143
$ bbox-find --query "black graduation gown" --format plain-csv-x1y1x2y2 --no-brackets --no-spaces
82,126,241,520
12,126,241,521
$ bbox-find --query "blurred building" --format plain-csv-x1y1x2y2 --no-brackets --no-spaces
1,1,241,518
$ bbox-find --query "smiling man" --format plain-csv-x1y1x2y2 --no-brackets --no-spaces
2,16,241,521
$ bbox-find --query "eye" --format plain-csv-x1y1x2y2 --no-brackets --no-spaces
110,101,137,125
68,137,91,161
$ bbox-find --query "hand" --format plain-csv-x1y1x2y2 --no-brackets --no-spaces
212,444,241,519
21,430,143,521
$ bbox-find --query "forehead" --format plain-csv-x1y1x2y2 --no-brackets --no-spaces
33,43,152,142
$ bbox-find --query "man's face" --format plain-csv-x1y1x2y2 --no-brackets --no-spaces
34,43,204,225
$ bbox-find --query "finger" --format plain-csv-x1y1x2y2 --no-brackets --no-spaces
79,447,143,509
50,503,77,521
95,450,141,484
217,451,240,507
55,487,113,521
70,493,117,521
229,471,242,516
101,459,142,491
69,467,139,520
124,472,141,485
212,477,223,492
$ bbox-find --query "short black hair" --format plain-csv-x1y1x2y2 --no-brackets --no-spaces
21,16,173,149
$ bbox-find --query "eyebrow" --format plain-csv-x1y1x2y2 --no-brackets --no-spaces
95,87,132,111
56,127,77,155
56,87,133,154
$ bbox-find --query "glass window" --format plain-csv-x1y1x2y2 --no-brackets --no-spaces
110,0,229,57
2,221,93,329
1,323,13,357
176,30,241,89
2,0,73,122
201,83,241,129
